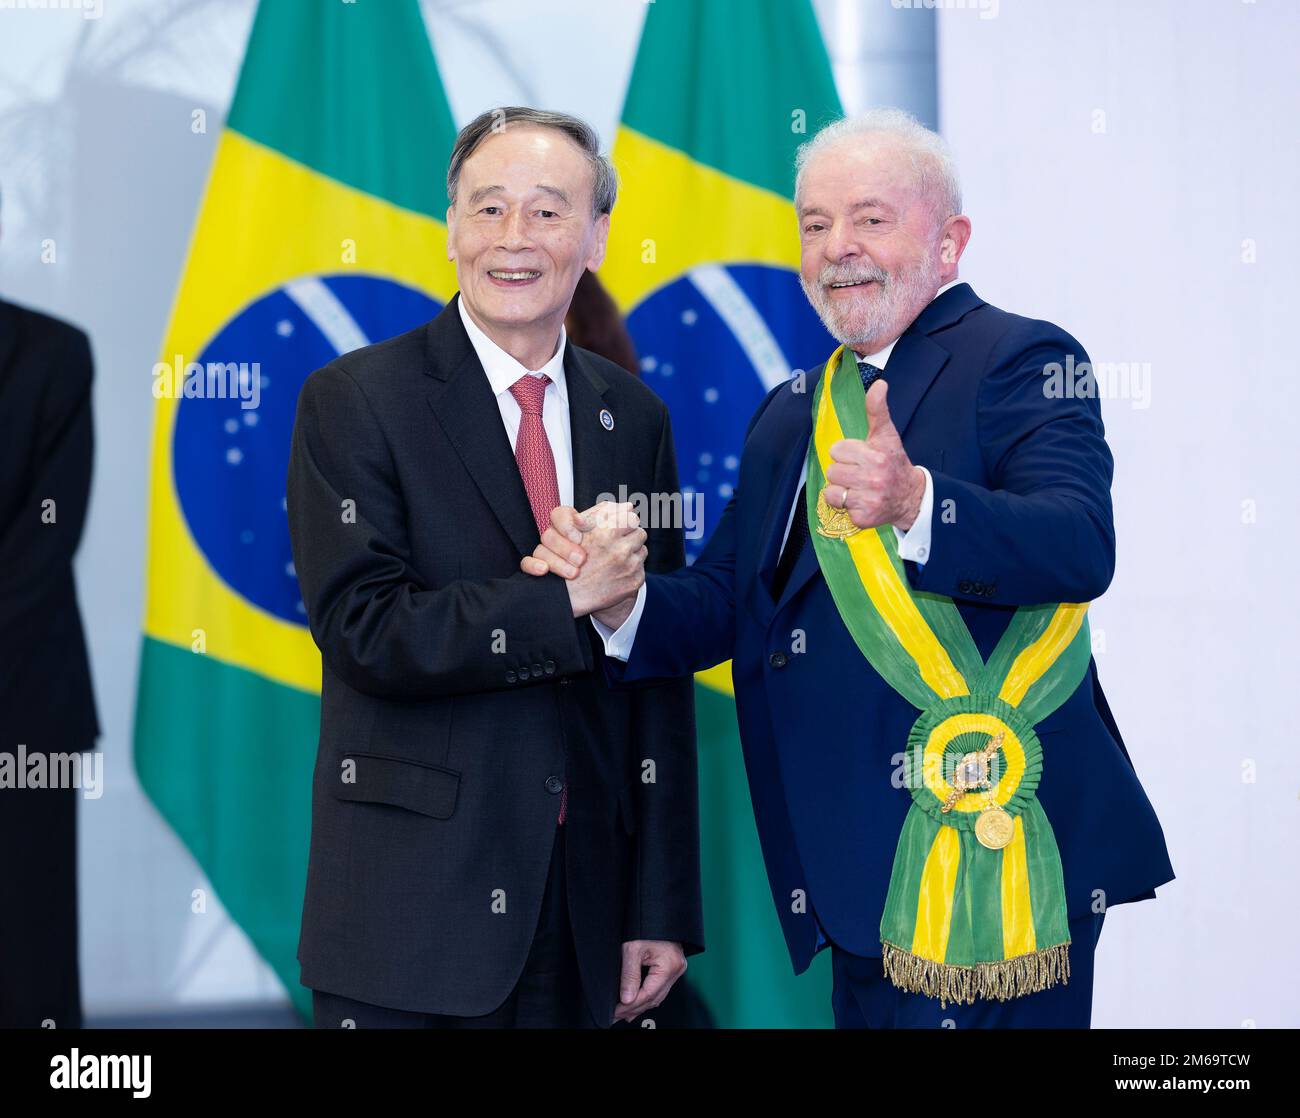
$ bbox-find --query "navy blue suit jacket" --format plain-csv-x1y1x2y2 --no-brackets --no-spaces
615,282,1175,974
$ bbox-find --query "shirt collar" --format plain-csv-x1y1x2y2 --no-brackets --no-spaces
855,278,960,371
457,294,569,402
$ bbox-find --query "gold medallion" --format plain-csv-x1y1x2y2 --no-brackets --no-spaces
975,805,1015,850
815,488,860,539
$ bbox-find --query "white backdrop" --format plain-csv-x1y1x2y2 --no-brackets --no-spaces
0,0,1294,1025
937,0,1300,1028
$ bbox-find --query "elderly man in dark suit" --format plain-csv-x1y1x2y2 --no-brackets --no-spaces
524,109,1174,1029
0,261,98,1028
288,108,703,1028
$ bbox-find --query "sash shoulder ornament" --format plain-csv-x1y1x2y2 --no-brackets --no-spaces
806,345,1093,1007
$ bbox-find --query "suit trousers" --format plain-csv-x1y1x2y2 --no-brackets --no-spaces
830,910,1106,1028
311,825,596,1028
0,784,82,1028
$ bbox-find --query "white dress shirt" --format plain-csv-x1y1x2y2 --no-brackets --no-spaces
593,280,957,661
457,296,573,508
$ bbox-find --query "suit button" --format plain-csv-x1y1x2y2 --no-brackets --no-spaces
531,663,543,676
769,651,788,669
517,666,531,680
543,660,556,675
505,670,517,684
983,585,996,597
957,580,973,594
545,776,564,795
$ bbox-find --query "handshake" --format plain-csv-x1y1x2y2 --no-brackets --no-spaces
519,501,646,630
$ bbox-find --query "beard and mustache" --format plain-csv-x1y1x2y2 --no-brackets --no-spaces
800,247,943,353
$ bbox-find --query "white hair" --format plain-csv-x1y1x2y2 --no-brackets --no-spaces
794,108,962,224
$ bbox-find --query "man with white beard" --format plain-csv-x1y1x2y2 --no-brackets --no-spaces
523,109,1174,1028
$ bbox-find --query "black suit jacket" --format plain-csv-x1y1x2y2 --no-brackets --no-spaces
0,298,98,753
0,297,97,1028
287,295,702,1025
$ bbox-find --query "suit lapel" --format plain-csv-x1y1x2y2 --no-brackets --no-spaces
745,380,817,626
769,457,821,617
882,281,983,436
424,296,540,556
563,345,614,513
879,331,950,438
757,426,809,590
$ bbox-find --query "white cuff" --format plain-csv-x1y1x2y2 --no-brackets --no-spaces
590,582,647,662
893,466,933,566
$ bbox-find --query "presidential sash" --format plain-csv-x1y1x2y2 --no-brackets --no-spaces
806,344,1093,1007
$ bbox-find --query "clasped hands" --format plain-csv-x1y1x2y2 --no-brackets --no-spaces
519,381,924,607
520,499,645,630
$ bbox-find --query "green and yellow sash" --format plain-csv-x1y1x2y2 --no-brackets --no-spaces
806,345,1093,1007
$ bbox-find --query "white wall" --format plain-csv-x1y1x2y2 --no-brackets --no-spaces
938,0,1300,1027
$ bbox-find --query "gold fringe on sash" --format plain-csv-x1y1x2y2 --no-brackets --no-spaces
881,941,1072,1009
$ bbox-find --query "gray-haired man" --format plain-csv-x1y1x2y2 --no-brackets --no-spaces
289,107,703,1029
523,109,1174,1029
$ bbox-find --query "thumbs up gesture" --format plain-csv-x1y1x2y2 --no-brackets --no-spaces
824,379,927,531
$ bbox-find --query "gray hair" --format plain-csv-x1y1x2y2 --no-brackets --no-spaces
794,108,962,224
447,106,617,217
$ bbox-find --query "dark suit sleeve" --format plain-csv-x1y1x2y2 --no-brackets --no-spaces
911,322,1116,606
620,500,738,683
0,323,94,603
615,381,785,685
623,407,704,954
287,363,591,699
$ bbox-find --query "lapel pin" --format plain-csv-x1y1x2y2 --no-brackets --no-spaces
599,408,614,431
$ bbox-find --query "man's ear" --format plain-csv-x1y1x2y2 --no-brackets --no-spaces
446,205,457,262
938,214,972,272
586,212,611,271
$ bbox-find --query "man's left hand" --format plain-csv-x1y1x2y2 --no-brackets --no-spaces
613,939,686,1023
823,379,926,531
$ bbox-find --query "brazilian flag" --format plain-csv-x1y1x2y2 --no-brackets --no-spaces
132,0,458,1019
601,0,842,1026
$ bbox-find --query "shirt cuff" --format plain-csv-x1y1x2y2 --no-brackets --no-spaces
589,582,647,662
893,466,933,566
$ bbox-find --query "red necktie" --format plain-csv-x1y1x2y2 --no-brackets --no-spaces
508,374,567,823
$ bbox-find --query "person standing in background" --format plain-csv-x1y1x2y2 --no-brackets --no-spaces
0,185,99,1028
564,270,640,377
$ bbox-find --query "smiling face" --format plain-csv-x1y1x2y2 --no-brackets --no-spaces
447,125,609,366
797,137,967,354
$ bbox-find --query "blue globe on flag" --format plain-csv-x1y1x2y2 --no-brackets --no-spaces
173,274,441,625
